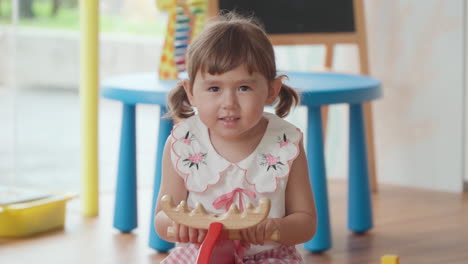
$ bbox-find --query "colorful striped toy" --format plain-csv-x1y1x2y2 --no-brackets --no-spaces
156,0,207,80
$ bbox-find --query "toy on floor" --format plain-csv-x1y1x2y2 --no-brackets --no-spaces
381,255,400,264
0,189,76,237
160,195,279,264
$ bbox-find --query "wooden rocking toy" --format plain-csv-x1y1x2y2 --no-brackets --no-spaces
160,195,280,264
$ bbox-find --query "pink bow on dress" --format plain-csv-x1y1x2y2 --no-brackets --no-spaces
212,188,256,212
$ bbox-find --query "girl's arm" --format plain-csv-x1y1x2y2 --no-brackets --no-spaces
276,138,317,245
241,139,317,246
154,137,206,243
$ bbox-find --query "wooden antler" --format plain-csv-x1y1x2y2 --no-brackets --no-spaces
161,195,279,241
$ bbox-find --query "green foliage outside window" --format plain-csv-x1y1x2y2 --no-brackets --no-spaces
0,0,165,36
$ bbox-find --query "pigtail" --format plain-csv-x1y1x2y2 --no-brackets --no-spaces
274,83,300,118
165,83,195,121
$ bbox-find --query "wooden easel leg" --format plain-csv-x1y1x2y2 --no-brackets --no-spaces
363,102,378,192
321,43,333,138
324,43,334,72
321,106,329,139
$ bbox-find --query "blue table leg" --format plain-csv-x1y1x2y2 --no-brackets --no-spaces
114,104,137,232
304,106,332,252
348,104,373,233
149,106,175,252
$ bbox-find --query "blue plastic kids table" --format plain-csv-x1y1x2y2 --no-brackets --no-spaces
101,71,382,252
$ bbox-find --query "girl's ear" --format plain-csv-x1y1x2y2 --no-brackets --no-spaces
265,77,282,105
182,79,195,106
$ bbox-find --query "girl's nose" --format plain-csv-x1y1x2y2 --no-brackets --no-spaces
221,90,239,109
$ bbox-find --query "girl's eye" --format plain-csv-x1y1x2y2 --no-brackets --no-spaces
239,85,250,92
208,86,219,92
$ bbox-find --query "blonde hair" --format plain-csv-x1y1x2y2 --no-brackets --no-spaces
166,12,300,120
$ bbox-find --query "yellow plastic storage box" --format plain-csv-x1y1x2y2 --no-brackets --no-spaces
0,193,76,237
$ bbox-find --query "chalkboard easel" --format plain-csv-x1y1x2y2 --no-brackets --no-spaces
207,0,368,74
206,0,378,192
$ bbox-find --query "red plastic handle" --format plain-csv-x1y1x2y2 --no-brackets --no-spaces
196,222,224,264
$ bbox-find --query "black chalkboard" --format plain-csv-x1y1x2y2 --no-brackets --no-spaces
218,0,355,34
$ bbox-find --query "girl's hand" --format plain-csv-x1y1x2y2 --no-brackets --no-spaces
240,218,280,245
172,222,207,244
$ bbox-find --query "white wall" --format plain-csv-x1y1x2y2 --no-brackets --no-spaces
366,0,465,192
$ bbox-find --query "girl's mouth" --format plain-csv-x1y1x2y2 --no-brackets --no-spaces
220,117,239,121
219,117,240,127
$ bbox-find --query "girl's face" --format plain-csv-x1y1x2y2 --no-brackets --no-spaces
184,64,281,141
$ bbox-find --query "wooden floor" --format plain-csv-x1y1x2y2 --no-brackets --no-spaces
1,180,467,264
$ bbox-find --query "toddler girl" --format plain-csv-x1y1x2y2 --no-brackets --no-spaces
155,12,317,264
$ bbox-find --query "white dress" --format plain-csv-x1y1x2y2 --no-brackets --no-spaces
162,112,304,263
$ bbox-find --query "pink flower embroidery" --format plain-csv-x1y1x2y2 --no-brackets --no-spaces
260,153,284,171
266,154,280,166
188,152,203,163
183,152,207,170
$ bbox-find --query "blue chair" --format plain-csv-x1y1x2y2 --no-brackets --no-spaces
101,71,382,252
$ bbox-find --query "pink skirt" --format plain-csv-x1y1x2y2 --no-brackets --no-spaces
160,242,303,264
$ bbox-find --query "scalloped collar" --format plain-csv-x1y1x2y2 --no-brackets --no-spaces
170,113,302,193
